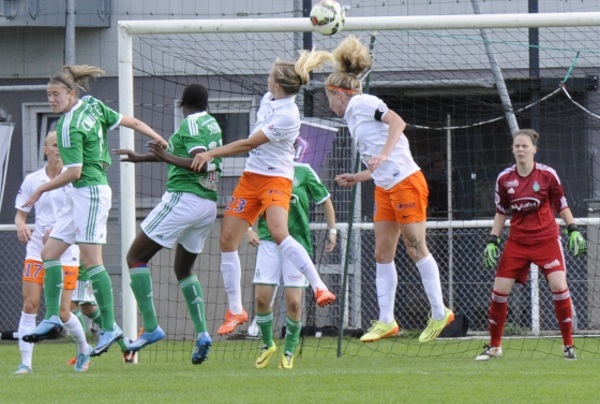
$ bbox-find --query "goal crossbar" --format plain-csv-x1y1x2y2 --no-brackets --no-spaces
118,12,600,35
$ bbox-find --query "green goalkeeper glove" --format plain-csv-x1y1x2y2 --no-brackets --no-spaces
483,235,501,269
566,224,587,256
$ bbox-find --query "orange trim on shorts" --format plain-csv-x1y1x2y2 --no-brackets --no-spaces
225,172,292,224
62,265,79,290
22,259,45,285
22,259,78,290
374,170,429,223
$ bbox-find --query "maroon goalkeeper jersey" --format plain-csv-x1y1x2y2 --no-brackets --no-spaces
495,162,568,245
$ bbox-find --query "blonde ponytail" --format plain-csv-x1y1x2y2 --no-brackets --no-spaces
272,48,332,96
49,64,105,94
325,35,372,94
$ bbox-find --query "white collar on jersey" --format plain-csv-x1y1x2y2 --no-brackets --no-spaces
267,94,296,108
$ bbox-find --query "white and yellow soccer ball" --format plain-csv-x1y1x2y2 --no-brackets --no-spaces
310,0,345,36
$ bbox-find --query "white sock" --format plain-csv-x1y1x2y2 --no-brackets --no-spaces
221,251,243,314
416,254,446,320
278,236,326,292
376,262,398,324
62,313,90,354
18,312,36,368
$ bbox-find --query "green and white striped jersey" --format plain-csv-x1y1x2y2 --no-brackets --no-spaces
56,96,121,188
166,111,223,201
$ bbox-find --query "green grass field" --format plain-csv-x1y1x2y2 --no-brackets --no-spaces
1,337,599,403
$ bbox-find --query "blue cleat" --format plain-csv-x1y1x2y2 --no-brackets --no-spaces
127,325,165,352
22,315,63,343
74,346,92,372
91,324,123,357
191,332,212,365
12,364,32,375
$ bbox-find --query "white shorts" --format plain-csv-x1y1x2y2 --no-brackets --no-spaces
141,191,217,254
71,280,96,305
252,240,308,288
25,244,80,267
51,185,112,245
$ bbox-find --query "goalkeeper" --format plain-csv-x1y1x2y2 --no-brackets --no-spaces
477,129,586,362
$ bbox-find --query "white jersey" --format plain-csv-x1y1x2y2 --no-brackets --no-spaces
344,94,420,190
244,92,299,180
15,166,80,265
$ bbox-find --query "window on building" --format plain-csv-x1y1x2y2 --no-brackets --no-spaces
22,103,59,175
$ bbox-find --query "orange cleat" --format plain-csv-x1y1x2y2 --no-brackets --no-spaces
217,309,249,335
315,288,336,307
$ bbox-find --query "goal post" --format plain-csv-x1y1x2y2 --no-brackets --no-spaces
117,28,138,343
116,12,600,360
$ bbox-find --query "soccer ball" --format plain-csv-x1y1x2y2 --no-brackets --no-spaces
310,0,345,36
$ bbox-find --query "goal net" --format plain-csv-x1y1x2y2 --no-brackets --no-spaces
115,12,600,362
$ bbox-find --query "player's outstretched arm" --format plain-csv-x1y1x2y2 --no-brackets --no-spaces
191,131,269,172
119,115,168,148
335,170,371,187
146,141,209,173
113,148,158,163
21,167,81,208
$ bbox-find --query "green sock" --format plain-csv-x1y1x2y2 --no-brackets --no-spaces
117,337,128,352
86,306,103,328
72,308,86,330
87,265,116,331
42,260,63,318
129,265,158,332
284,316,302,355
256,312,274,348
78,265,89,280
179,275,207,334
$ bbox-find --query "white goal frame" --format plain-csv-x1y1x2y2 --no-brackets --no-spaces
117,12,600,340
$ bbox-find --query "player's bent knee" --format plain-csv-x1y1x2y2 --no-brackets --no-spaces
22,302,39,314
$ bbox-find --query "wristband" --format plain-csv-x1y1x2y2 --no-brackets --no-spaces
328,228,337,235
487,235,500,245
567,223,578,235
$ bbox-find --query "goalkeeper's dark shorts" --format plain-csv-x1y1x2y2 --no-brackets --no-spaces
496,235,566,285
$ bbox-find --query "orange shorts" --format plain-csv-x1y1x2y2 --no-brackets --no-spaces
374,170,429,223
22,259,78,290
225,172,292,224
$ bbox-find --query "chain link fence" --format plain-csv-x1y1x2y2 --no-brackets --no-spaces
0,225,29,338
312,222,591,336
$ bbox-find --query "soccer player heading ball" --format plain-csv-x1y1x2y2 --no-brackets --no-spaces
326,35,454,344
190,48,337,338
